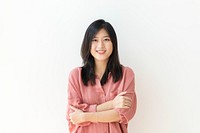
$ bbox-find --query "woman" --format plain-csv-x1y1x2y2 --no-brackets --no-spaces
66,19,137,133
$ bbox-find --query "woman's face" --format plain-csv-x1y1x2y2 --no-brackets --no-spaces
90,28,113,63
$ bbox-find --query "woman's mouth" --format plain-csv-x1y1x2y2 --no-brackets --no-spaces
96,50,106,54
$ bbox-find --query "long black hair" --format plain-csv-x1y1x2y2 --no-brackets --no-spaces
81,19,122,86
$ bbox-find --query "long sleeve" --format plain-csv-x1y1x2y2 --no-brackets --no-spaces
114,68,137,124
66,68,97,132
67,70,97,112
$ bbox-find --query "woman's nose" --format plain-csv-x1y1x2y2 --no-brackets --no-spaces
97,40,104,48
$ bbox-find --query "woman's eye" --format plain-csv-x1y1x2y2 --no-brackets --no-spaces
92,39,98,42
104,38,110,41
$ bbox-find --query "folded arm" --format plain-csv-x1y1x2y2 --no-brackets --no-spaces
69,105,121,124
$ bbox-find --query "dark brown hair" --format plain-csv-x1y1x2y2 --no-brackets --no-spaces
81,19,122,86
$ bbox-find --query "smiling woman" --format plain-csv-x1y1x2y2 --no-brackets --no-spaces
90,28,113,79
66,19,137,133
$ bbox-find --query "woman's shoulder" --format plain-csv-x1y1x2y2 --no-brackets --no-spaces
122,65,135,77
68,67,82,78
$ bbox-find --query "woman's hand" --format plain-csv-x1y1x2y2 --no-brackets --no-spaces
69,106,85,124
112,92,132,108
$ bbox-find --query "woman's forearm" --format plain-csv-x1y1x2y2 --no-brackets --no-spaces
96,100,113,112
83,109,120,123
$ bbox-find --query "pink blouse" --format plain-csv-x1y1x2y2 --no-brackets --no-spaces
66,66,137,133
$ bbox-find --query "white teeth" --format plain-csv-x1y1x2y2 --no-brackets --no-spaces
96,50,106,54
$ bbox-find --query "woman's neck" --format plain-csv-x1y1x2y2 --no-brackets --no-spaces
95,60,108,79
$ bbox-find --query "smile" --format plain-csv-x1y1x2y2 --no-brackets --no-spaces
96,50,106,54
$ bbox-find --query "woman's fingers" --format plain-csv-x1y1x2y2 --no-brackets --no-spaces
113,92,133,108
69,106,84,124
114,93,132,108
123,96,132,102
119,96,132,108
70,105,78,111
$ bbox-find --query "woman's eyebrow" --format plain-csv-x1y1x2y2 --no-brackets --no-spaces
103,36,110,38
93,35,110,38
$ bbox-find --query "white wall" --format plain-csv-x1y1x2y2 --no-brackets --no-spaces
0,0,200,133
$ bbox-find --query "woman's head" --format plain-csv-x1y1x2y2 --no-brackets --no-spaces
81,19,119,65
81,19,122,86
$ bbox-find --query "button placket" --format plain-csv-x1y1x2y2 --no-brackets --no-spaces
96,78,105,93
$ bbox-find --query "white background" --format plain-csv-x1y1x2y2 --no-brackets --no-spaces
0,0,200,133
